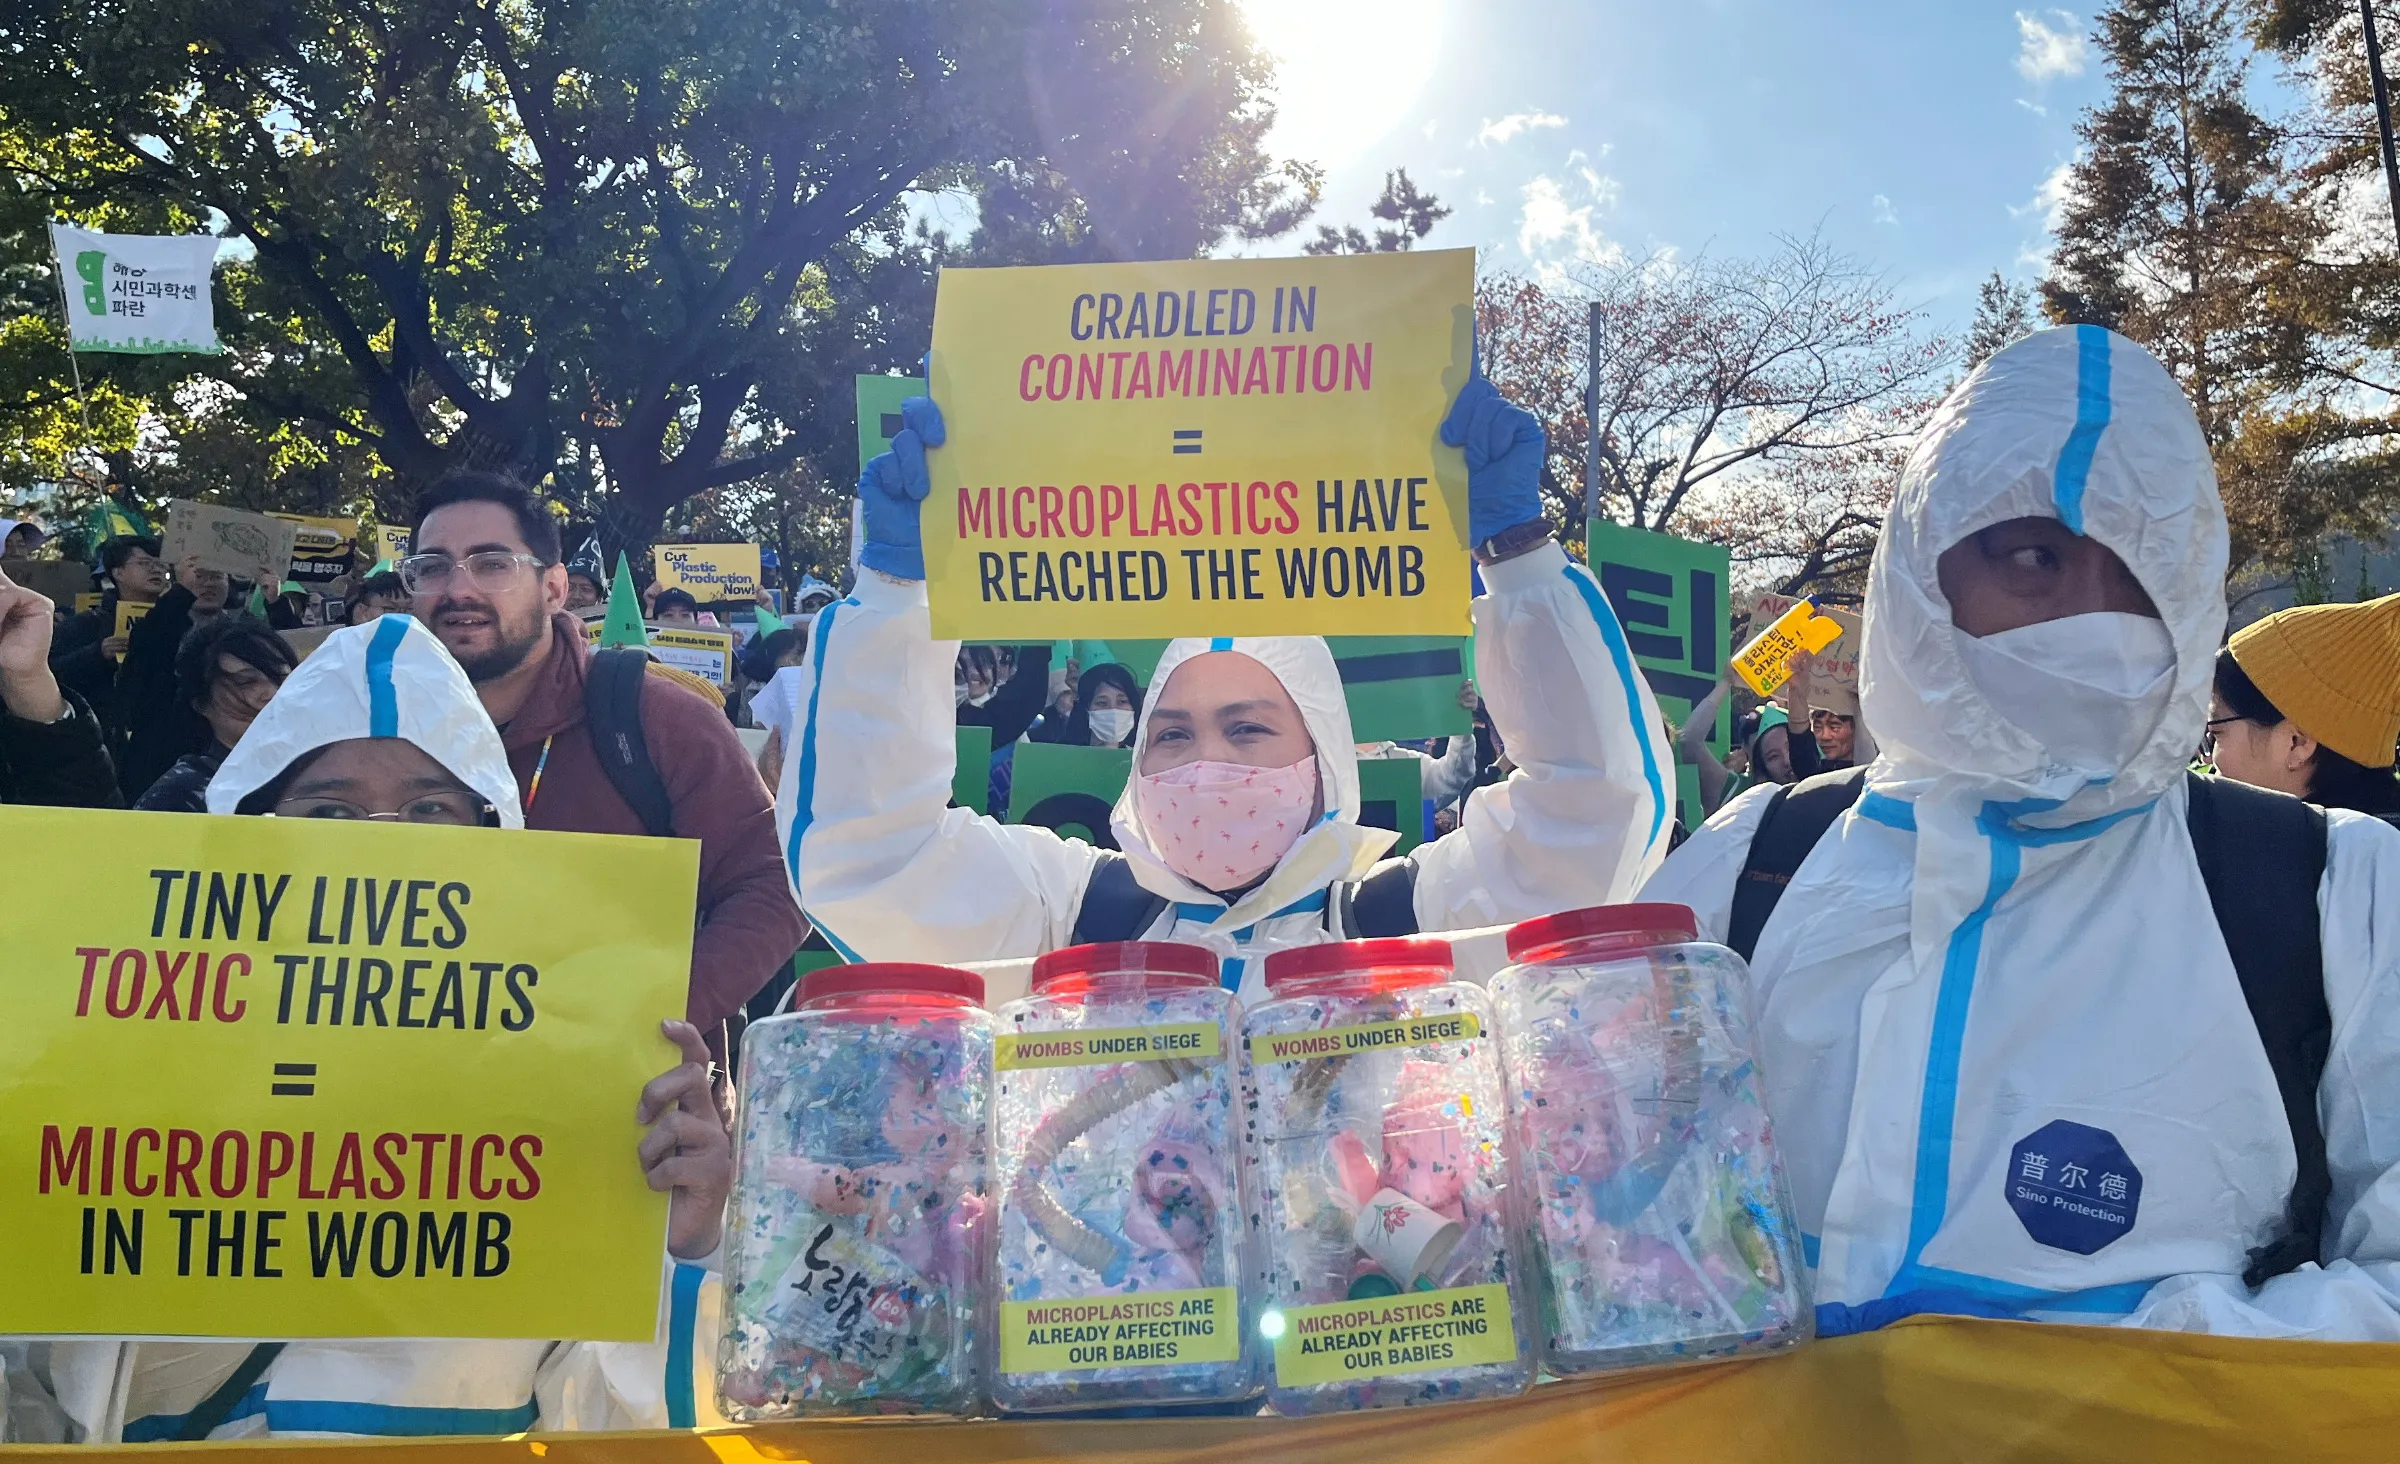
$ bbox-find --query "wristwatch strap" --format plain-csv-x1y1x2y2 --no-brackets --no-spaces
1474,517,1553,565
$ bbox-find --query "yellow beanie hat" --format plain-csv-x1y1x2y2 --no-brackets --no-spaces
644,660,726,710
2228,594,2400,768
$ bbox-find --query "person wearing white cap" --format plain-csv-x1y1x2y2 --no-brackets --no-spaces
1643,326,2400,1341
783,375,1673,998
1,617,735,1442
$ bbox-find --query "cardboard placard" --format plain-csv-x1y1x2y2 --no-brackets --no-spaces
270,513,362,591
651,544,762,604
1585,524,1732,831
163,501,297,586
578,621,736,686
1007,743,1132,846
952,725,994,814
856,373,923,476
0,808,695,1340
2,560,95,610
1749,593,1862,703
922,250,1476,639
1328,636,1473,743
372,525,412,568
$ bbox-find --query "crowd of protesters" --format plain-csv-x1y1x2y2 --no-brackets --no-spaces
7,325,2400,1441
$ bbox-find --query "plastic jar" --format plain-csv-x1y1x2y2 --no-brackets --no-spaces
717,963,993,1418
987,941,1256,1412
1490,904,1810,1377
1242,938,1531,1416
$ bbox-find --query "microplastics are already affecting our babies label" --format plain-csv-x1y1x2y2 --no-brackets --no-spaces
992,1022,1221,1070
1270,1284,1516,1387
1245,1012,1483,1066
1000,1288,1240,1373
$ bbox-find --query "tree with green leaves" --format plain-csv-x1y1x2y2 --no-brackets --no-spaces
2044,0,2400,571
1965,271,2038,370
1,0,1317,553
1304,169,1450,255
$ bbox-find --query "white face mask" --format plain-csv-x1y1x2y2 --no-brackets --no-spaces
1952,611,2177,775
1088,706,1135,745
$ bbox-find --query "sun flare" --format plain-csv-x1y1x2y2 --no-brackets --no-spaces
1236,0,1446,167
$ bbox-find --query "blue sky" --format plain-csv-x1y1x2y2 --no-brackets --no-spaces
1234,0,2115,335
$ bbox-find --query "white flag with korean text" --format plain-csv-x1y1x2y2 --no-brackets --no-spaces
48,222,221,355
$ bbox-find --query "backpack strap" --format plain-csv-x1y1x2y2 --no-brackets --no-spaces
1726,768,1867,962
1333,857,1422,939
173,1342,284,1440
1070,852,1171,945
2182,771,2332,1287
584,648,676,839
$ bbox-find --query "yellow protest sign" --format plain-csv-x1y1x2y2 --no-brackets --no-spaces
582,621,737,686
373,524,412,567
0,807,696,1341
999,1288,1240,1374
1270,1284,1518,1387
652,544,761,603
923,249,1475,639
113,600,151,640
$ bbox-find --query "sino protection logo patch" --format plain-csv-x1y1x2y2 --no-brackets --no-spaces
2004,1120,2142,1255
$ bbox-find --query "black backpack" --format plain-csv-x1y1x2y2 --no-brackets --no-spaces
1070,851,1424,945
1728,767,2332,1288
584,647,676,838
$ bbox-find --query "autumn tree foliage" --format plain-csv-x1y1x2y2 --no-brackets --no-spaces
1476,234,1952,594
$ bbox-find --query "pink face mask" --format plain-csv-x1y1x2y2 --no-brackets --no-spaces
1134,756,1319,892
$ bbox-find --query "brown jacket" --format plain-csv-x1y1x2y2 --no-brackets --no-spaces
500,613,805,1028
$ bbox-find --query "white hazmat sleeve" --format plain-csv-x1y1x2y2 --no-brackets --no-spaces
1412,542,1674,932
782,573,1103,964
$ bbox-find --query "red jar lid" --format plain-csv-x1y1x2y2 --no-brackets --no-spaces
1505,903,1699,963
1032,941,1218,993
1263,936,1455,993
798,962,985,1007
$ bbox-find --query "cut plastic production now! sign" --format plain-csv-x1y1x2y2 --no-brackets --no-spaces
923,249,1476,639
0,809,696,1341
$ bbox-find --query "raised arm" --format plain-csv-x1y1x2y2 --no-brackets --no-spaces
777,398,1103,965
1407,378,1673,930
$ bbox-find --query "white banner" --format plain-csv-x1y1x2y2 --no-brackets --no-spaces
49,223,221,355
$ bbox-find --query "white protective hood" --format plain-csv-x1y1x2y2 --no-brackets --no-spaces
206,614,525,826
1861,324,2226,827
1107,636,1395,924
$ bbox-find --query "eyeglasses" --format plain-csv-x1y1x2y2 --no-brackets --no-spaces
271,793,491,826
2200,714,2248,758
398,551,547,596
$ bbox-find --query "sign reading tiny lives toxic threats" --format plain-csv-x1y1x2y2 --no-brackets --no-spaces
0,808,697,1341
923,250,1476,639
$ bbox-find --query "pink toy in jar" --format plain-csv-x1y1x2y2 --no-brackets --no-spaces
989,941,1257,1412
1242,938,1532,1416
1491,903,1810,1377
718,963,992,1418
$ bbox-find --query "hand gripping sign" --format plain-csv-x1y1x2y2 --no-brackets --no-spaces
0,808,694,1341
922,250,1477,639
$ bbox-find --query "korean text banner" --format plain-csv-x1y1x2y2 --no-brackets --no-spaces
49,223,221,356
923,249,1476,639
0,808,697,1341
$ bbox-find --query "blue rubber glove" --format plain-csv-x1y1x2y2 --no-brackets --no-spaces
1439,374,1546,546
857,395,946,581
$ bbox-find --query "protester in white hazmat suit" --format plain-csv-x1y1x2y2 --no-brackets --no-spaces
1643,326,2400,1341
784,379,1671,997
0,617,730,1442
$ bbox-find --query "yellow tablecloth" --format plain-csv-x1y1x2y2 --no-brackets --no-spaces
15,1317,2394,1462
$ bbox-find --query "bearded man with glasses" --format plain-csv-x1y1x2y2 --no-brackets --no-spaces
406,472,804,1043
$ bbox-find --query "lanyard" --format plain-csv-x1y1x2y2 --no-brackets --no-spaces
522,735,555,817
